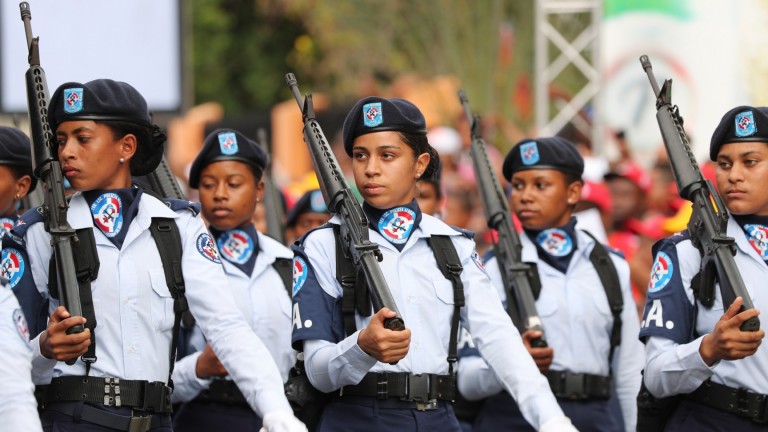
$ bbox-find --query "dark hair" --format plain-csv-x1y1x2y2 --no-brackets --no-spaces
100,120,152,173
399,132,440,180
7,164,33,186
563,171,583,186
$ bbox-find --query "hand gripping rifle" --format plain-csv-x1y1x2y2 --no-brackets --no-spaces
20,2,85,341
639,55,759,332
284,74,406,347
458,90,546,346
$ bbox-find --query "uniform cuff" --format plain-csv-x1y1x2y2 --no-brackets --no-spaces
30,332,56,384
682,335,719,375
539,416,578,432
342,330,378,373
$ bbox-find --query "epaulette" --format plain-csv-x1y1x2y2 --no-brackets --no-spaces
161,198,201,216
8,206,45,240
605,245,625,259
294,222,335,247
448,225,475,240
481,248,496,264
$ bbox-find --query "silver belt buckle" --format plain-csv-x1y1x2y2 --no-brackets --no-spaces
406,374,439,411
128,414,152,432
415,400,439,411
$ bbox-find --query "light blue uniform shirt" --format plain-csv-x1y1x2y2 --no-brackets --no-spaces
20,192,292,418
459,227,643,431
292,214,570,430
172,231,296,403
0,283,42,431
642,217,768,397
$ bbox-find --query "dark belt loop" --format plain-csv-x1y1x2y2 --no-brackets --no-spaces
376,373,388,400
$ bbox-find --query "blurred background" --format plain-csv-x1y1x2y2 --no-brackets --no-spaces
2,0,767,315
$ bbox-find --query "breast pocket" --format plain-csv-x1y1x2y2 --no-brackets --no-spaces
149,271,174,333
433,278,455,305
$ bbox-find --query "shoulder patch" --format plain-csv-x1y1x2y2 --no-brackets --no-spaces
13,308,30,343
196,233,221,263
292,256,309,296
162,198,201,216
449,225,475,240
648,251,675,293
1,248,26,288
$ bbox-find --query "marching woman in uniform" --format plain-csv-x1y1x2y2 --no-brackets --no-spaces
171,129,296,431
640,106,768,431
3,79,305,432
457,137,643,431
0,127,36,237
291,96,577,432
0,283,42,431
0,126,40,430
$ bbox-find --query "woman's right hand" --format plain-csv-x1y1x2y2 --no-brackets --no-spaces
40,306,90,361
195,343,229,378
522,330,554,373
357,308,411,364
700,297,765,366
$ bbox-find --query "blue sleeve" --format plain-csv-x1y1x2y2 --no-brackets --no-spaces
639,235,696,344
2,214,48,338
290,243,344,350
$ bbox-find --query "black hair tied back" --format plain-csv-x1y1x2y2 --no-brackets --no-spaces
400,132,440,180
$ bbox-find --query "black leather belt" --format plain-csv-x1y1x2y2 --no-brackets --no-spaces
545,370,611,400
194,379,248,407
340,372,454,411
36,376,173,414
687,380,768,424
46,402,166,432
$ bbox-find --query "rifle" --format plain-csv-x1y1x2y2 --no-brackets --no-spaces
20,2,85,338
458,90,546,346
142,156,185,201
639,55,759,332
258,128,286,244
284,73,406,343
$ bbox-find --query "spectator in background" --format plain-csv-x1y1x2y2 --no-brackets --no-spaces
604,161,653,317
284,189,331,245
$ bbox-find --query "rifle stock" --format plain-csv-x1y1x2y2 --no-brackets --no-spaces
458,90,546,346
284,74,405,339
639,55,759,332
20,2,84,336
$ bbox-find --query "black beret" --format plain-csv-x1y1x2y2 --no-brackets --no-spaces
342,96,427,156
286,189,328,228
709,106,768,161
189,128,268,188
502,137,584,181
0,126,36,190
48,79,163,176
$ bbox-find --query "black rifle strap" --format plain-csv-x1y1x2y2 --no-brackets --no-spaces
583,231,623,366
334,225,359,337
426,235,465,376
48,228,100,372
148,217,187,389
272,257,294,298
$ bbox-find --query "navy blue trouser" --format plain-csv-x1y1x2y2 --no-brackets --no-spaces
317,398,462,432
472,391,620,432
41,402,172,432
665,400,768,432
172,400,262,432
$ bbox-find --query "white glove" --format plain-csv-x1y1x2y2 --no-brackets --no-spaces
539,416,579,432
259,410,308,432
